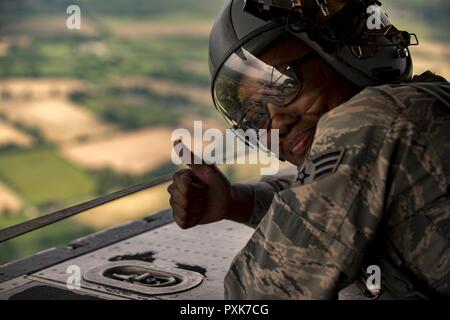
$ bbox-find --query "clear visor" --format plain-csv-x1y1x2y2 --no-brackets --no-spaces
212,47,302,133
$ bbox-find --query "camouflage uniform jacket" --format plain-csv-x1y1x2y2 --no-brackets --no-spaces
224,81,450,299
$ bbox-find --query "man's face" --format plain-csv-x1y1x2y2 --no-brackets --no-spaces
240,36,356,166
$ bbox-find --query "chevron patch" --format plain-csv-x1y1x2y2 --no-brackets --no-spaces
296,148,345,186
310,148,345,181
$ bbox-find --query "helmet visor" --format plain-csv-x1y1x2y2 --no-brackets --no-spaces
212,47,302,132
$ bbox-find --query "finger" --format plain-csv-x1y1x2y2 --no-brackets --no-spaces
170,202,205,222
173,139,219,179
168,181,184,200
172,209,189,229
172,169,203,190
173,170,205,195
170,192,206,210
171,201,202,229
169,188,205,217
167,181,176,195
173,139,203,165
171,168,191,180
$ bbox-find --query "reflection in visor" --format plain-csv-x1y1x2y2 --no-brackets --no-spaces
213,48,302,132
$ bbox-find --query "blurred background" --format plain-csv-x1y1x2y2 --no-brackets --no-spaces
0,0,448,264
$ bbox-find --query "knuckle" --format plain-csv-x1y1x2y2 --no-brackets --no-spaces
169,196,176,208
172,171,184,185
179,222,189,229
180,174,192,185
172,208,196,229
174,217,184,229
180,177,195,192
172,190,188,207
171,202,188,219
176,217,189,229
178,196,188,208
173,168,190,178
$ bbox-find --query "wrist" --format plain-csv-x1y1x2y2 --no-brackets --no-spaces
226,183,255,223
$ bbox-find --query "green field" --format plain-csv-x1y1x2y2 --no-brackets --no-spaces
0,148,96,208
70,85,211,129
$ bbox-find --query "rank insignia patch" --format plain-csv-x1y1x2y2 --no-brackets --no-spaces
296,148,345,185
310,148,345,181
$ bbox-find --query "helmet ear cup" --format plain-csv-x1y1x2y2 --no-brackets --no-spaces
285,6,414,87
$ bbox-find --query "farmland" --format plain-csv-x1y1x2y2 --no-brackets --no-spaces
105,19,213,39
61,127,175,175
0,148,96,209
115,77,213,107
0,97,116,144
0,0,220,262
0,120,34,148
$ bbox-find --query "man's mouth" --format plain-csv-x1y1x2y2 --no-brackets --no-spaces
290,127,315,154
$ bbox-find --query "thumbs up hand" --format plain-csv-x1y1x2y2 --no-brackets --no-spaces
168,140,254,229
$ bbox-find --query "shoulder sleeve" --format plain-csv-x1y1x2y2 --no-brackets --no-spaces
225,88,406,299
246,173,296,228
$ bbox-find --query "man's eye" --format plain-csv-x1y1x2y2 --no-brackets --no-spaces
251,113,262,122
248,110,269,128
283,79,295,89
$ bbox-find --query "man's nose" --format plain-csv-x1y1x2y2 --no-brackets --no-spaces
267,104,302,137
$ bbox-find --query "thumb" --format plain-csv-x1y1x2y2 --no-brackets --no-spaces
173,139,220,182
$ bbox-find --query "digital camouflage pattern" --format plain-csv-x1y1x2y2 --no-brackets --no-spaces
225,82,450,299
